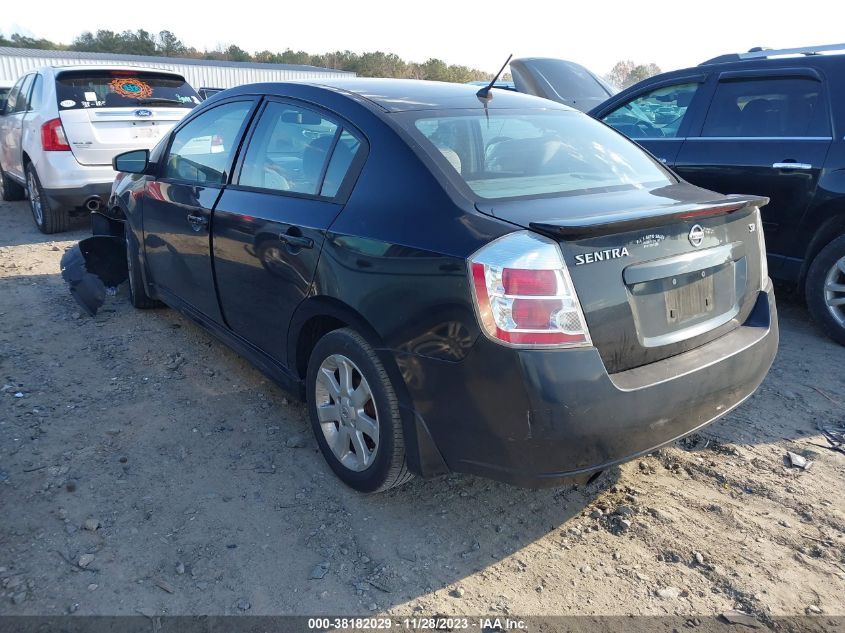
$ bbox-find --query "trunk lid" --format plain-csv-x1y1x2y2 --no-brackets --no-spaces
59,107,187,166
477,183,768,373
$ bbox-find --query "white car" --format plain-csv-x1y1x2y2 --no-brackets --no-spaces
0,66,200,233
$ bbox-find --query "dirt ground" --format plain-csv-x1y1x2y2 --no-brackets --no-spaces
1,198,844,625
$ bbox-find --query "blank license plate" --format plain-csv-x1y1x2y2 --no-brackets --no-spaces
666,274,715,323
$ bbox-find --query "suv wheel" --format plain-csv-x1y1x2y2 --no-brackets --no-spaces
805,234,845,346
125,222,161,309
26,164,68,234
306,328,413,492
0,166,25,201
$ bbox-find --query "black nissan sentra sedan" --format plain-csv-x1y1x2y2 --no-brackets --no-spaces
61,79,778,492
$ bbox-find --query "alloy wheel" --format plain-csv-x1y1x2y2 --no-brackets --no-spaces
314,354,379,472
824,255,845,327
27,172,43,226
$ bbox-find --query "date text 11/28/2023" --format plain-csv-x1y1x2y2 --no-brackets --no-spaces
307,617,527,630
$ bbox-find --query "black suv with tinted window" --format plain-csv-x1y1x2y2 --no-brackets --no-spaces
590,44,845,345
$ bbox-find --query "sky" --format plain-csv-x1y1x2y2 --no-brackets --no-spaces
3,0,845,75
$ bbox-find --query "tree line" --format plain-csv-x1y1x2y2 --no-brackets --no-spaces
0,30,662,87
0,30,493,83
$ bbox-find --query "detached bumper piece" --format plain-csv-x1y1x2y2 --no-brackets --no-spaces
60,236,128,316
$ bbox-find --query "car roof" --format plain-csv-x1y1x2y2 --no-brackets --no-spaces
697,51,844,71
225,78,571,113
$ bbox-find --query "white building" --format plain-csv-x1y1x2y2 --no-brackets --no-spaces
0,47,354,90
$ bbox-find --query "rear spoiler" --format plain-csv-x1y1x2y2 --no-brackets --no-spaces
528,195,769,240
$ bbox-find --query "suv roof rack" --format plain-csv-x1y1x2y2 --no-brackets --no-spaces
701,43,845,65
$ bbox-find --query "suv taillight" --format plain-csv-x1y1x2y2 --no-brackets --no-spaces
41,118,70,151
468,231,591,348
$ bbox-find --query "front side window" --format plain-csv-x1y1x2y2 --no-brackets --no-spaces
602,82,700,139
407,110,672,201
4,77,24,114
163,101,253,185
12,75,34,114
238,102,343,196
56,70,200,110
701,77,828,137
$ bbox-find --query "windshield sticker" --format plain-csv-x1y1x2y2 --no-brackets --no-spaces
59,99,76,108
109,78,153,99
84,91,98,102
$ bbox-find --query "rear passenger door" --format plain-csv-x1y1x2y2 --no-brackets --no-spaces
598,77,707,166
673,70,832,273
212,98,365,363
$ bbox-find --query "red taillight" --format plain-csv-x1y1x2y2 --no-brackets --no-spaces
502,268,557,296
469,232,591,348
41,118,70,151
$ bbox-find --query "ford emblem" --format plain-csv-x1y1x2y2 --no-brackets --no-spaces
135,109,153,117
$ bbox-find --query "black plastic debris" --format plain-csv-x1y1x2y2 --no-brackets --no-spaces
60,236,128,316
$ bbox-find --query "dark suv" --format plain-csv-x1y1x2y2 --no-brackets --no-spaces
590,44,845,344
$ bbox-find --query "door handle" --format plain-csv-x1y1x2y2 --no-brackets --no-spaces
279,233,314,249
772,162,813,170
186,214,208,231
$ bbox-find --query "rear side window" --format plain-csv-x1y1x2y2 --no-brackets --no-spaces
238,102,352,197
320,130,362,197
56,70,200,110
408,110,672,201
27,75,43,111
603,83,700,138
163,101,252,184
701,78,829,137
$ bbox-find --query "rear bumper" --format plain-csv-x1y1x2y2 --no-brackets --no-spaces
32,152,115,210
398,286,778,488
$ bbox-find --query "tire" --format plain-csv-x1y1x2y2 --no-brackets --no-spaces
306,327,413,493
0,166,25,201
125,221,161,309
805,233,845,346
26,163,68,234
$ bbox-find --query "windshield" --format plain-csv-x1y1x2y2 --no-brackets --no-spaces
405,110,672,201
56,70,200,110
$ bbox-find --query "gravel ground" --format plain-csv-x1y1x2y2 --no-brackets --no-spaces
1,198,843,624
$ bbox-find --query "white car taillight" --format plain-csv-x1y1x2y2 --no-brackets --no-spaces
755,208,768,290
468,231,592,348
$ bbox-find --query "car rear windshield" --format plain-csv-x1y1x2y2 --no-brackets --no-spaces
56,70,200,110
404,109,672,201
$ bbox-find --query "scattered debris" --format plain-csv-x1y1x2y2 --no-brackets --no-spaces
720,610,760,628
83,518,100,532
285,434,308,448
785,451,813,470
310,562,330,580
655,587,681,599
155,579,175,594
77,554,95,569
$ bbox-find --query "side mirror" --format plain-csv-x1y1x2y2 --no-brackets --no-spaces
113,149,150,174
